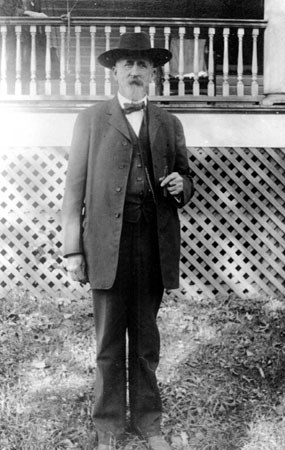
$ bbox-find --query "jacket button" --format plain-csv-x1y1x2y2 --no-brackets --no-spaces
115,213,121,218
122,141,127,146
115,187,122,192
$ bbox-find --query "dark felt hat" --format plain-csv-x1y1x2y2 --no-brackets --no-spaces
98,32,172,68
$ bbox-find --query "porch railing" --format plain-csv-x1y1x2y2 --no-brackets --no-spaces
0,17,267,102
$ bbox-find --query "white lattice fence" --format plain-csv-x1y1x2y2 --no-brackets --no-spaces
0,146,285,299
0,146,89,299
182,147,285,298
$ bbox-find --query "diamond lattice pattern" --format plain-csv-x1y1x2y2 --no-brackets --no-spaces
1,146,285,299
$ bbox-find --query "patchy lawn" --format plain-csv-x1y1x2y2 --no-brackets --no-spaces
1,291,285,449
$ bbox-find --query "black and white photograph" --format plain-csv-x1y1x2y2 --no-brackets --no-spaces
1,1,285,449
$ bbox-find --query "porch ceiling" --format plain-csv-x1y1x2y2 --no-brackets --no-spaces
44,0,264,20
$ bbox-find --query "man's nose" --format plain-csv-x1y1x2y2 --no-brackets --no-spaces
130,63,140,75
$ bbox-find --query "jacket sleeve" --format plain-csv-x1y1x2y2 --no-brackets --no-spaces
173,115,194,207
61,110,90,257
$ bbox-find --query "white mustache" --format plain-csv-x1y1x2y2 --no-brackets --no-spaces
128,76,143,85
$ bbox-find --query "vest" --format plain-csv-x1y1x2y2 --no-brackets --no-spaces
123,113,156,223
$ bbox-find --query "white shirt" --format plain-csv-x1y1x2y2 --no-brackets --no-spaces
117,92,147,137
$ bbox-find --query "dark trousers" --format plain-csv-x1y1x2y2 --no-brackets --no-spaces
92,216,164,441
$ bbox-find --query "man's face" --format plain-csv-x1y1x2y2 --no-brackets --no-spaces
113,57,155,100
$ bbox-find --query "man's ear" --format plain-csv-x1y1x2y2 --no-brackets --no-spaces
112,66,118,81
151,67,157,82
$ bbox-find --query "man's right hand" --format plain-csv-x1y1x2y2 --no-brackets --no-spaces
65,254,88,284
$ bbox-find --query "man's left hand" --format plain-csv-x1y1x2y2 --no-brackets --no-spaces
160,172,183,196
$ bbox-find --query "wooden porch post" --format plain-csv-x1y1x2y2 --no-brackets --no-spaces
263,0,285,104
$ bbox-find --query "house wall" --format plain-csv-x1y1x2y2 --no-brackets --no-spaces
1,107,284,148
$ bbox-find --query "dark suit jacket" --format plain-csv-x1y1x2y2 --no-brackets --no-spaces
62,96,194,290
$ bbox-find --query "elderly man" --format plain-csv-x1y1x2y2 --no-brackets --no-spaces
62,32,194,450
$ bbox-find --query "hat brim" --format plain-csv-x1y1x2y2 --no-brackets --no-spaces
98,48,172,69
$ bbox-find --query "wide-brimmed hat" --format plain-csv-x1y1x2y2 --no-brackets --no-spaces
98,32,172,69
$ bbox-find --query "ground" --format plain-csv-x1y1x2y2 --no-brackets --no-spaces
1,290,285,449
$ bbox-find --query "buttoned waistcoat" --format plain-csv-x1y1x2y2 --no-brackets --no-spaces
62,96,194,290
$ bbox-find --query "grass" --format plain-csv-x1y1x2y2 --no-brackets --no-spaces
1,291,285,449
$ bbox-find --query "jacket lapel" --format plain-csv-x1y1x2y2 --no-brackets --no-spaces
107,96,131,141
148,102,162,149
147,103,167,179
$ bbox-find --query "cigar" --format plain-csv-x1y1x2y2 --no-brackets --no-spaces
162,165,168,197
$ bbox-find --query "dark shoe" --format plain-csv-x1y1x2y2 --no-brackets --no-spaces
148,435,171,450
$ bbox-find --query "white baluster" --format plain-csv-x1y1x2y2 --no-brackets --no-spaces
207,27,215,97
45,25,52,96
178,27,185,96
149,26,155,47
90,26,96,96
237,28,244,96
251,28,259,96
149,27,156,96
104,26,111,96
120,26,126,35
222,28,230,96
0,25,8,96
193,27,200,96
134,26,141,33
15,25,22,95
163,26,171,96
30,25,37,96
60,25,66,96
75,26,81,95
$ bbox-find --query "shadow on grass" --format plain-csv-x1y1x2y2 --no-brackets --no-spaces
159,294,285,450
1,292,285,449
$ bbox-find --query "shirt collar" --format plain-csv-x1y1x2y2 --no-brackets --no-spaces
117,92,148,109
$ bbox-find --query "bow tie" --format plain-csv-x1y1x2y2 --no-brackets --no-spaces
123,101,146,114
